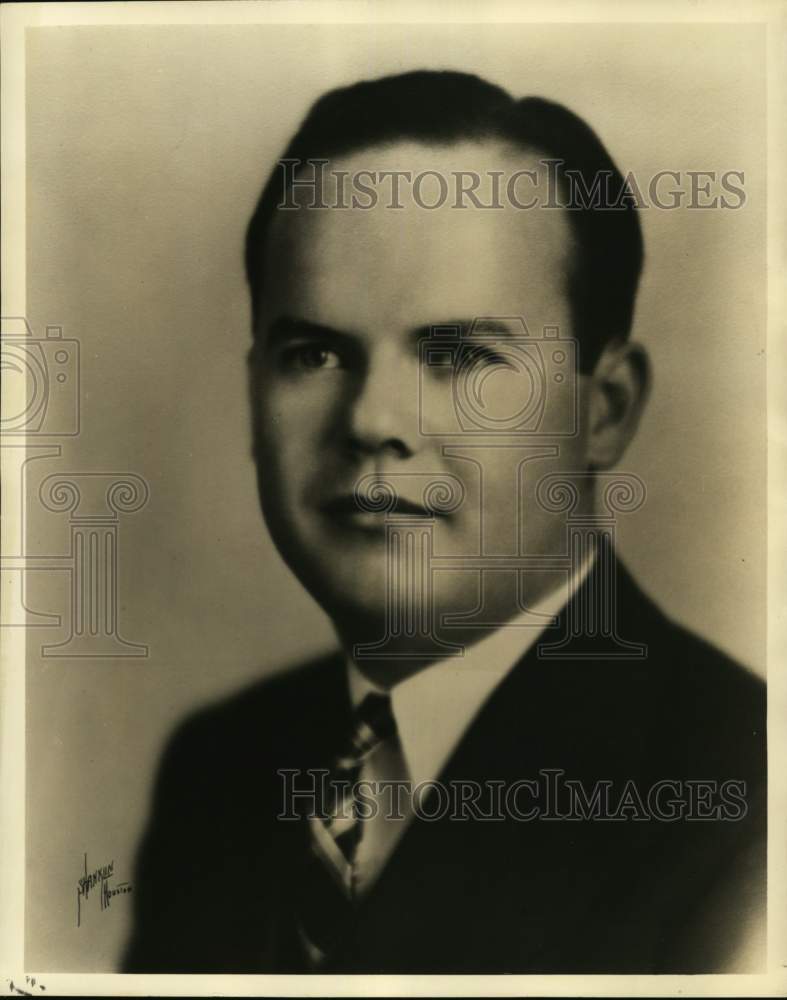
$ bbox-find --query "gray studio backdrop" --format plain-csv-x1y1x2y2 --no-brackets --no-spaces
23,22,765,969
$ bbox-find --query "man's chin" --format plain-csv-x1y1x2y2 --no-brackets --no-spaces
293,565,385,627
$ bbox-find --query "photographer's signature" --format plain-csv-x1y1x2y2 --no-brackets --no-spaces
76,853,132,926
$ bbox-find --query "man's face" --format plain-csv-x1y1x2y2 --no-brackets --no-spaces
250,141,592,649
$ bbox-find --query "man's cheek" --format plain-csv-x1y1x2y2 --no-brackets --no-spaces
271,387,333,430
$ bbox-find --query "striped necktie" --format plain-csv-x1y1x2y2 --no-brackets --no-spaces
294,691,397,966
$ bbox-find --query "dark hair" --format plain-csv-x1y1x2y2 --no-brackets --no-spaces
245,70,644,370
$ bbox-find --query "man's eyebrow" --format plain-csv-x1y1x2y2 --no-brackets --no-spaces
265,315,351,343
266,315,528,345
411,318,527,339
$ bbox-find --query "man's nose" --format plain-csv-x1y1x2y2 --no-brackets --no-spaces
347,352,420,458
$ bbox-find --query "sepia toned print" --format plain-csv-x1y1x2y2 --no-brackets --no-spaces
2,5,784,997
122,70,764,974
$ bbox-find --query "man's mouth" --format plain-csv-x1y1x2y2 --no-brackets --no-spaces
319,493,438,529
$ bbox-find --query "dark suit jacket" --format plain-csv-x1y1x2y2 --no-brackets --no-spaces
123,554,766,974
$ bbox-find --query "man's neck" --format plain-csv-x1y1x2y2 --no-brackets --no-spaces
340,549,597,690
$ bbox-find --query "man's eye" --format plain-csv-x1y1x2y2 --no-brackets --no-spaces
281,344,342,371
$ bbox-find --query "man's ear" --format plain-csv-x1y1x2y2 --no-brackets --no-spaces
586,339,651,470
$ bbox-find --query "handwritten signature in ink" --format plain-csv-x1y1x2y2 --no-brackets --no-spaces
76,853,132,927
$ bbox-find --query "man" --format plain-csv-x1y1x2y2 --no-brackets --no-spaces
124,71,765,974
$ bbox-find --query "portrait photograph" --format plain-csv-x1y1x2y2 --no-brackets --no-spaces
1,1,786,996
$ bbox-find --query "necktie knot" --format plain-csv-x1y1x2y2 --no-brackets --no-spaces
357,691,396,739
335,692,397,772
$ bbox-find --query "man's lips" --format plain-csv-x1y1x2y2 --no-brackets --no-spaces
319,494,440,520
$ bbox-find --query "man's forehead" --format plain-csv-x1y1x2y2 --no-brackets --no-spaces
268,137,571,241
261,138,575,331
288,137,551,201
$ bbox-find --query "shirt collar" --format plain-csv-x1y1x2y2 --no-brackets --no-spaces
346,552,595,790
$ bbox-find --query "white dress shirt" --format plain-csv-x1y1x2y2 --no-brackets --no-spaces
345,554,595,895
